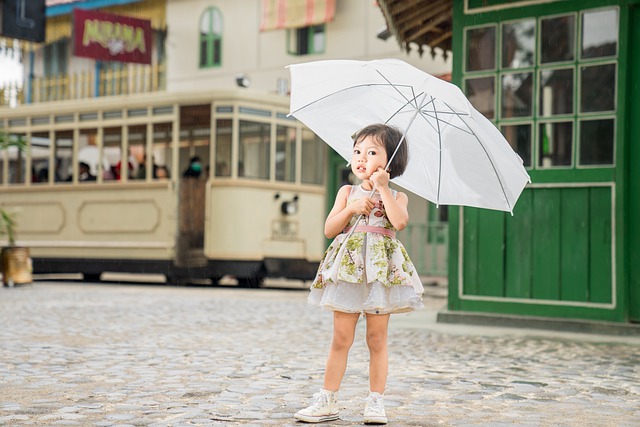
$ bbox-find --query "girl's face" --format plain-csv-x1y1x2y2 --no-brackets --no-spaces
351,135,388,181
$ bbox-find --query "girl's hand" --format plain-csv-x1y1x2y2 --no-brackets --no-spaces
351,197,374,216
370,167,390,189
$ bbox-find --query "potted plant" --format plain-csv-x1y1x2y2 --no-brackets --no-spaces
0,130,32,287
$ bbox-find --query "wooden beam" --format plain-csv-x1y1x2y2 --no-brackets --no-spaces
405,10,452,44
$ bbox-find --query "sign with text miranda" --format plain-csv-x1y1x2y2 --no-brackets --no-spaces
73,8,152,64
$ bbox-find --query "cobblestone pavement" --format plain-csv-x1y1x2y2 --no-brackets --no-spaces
1,282,639,427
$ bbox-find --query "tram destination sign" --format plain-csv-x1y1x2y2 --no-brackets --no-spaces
73,8,152,64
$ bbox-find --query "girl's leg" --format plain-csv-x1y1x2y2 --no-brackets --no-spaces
365,313,390,393
323,311,360,391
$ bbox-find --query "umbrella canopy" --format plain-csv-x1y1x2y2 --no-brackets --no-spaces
288,58,531,213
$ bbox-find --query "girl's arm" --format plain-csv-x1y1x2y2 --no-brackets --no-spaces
324,185,374,238
370,168,409,230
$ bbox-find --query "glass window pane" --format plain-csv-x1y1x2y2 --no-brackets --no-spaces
501,72,533,118
239,120,270,180
128,125,146,180
152,123,172,180
539,122,573,167
501,124,532,167
579,119,614,166
31,132,51,183
103,127,122,181
276,126,296,182
582,9,618,59
200,10,210,33
213,39,221,65
539,68,574,116
465,26,496,72
502,19,535,68
199,39,208,67
78,129,98,182
465,77,495,119
301,129,324,185
211,9,222,33
540,15,575,63
313,25,325,52
8,134,26,184
55,131,73,182
580,64,616,113
215,119,232,177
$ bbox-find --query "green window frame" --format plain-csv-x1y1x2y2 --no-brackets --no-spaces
199,7,222,68
287,24,326,56
462,6,619,172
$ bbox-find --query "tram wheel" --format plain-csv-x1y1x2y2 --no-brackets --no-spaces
238,276,263,288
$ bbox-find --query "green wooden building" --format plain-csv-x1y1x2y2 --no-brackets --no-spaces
376,0,639,326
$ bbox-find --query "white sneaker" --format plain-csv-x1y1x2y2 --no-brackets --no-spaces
363,392,387,424
294,389,339,423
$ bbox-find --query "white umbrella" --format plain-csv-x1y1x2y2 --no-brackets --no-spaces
288,58,531,213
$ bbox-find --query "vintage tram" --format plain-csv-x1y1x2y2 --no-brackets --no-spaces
0,89,327,286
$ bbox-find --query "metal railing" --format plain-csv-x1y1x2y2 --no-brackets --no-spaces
0,63,166,107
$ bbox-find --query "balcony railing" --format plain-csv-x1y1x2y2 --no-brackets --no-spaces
0,63,165,107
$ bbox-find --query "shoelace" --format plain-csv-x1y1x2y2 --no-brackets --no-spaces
309,391,329,409
366,394,384,414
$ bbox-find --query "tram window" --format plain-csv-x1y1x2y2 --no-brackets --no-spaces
238,120,269,180
103,127,122,180
276,126,296,182
301,129,325,185
180,105,211,178
7,133,26,184
78,130,100,182
128,125,146,180
54,131,72,182
152,123,172,179
215,119,231,177
32,132,51,183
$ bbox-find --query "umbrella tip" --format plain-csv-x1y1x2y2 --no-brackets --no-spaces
346,162,350,167
510,210,514,216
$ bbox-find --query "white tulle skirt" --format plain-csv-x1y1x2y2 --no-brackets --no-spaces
308,279,424,315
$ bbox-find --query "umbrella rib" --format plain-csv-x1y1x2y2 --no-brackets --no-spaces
419,111,474,135
431,96,443,205
385,92,434,126
375,69,420,110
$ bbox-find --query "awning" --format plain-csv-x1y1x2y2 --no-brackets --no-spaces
377,0,452,56
261,0,336,31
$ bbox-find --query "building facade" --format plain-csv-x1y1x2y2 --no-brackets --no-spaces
444,0,639,324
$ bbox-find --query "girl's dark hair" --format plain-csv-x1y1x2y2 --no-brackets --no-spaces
352,124,409,179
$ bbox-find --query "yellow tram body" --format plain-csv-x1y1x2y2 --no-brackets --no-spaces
0,89,326,286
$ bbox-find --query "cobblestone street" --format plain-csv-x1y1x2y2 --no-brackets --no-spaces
1,282,639,426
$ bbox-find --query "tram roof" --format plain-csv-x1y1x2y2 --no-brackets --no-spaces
1,89,292,121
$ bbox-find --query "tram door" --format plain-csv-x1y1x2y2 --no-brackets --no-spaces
175,105,211,268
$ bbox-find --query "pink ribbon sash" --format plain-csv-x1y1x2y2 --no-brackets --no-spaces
342,225,396,238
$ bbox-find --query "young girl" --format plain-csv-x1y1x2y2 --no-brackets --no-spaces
295,124,424,424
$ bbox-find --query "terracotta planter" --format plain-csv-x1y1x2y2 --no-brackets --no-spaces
1,246,32,286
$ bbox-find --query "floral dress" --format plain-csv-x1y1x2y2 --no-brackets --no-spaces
308,185,424,314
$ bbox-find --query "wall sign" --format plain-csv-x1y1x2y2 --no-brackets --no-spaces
73,8,152,64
